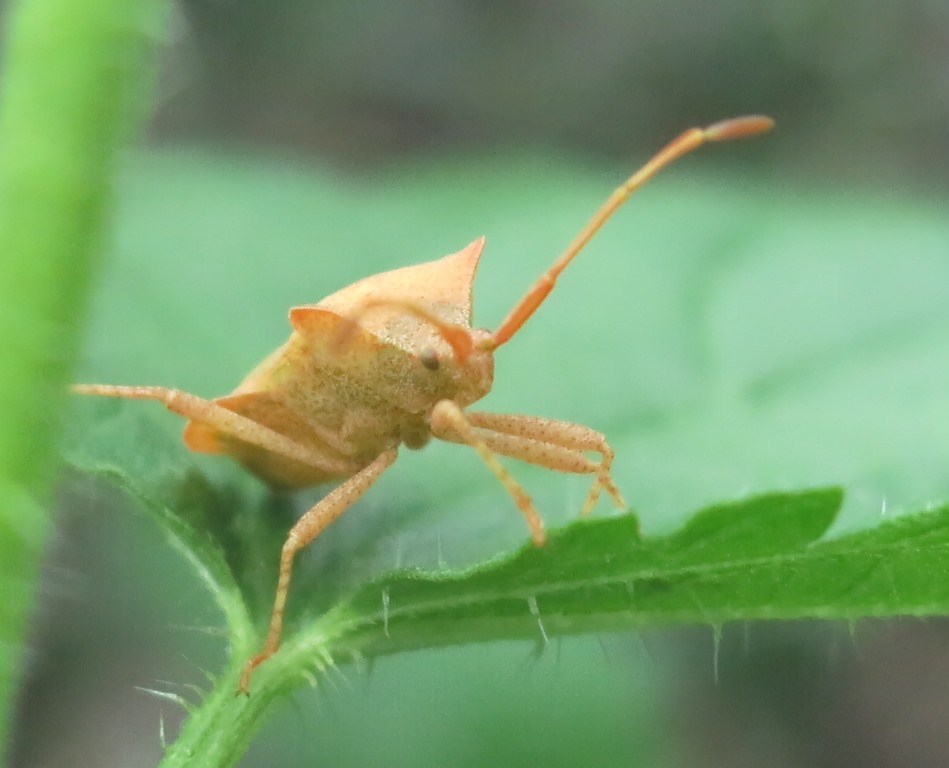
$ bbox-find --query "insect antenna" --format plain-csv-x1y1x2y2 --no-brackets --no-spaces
486,115,774,350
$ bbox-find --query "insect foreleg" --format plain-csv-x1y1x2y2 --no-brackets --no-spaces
430,399,546,545
433,409,624,519
238,447,398,694
462,412,625,515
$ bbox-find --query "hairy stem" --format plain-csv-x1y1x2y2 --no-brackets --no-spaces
0,0,165,759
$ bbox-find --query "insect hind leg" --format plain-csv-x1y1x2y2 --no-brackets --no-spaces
71,384,355,476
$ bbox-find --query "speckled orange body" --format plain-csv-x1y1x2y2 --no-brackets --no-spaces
182,239,495,487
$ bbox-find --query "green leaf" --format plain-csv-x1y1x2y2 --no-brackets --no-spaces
65,148,949,766
293,487,949,663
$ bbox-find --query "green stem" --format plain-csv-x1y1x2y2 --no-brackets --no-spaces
158,662,273,768
0,0,165,760
158,619,350,768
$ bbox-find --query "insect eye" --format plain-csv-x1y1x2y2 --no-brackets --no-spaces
420,347,440,371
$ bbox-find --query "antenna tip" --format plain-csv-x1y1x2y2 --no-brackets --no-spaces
704,115,775,142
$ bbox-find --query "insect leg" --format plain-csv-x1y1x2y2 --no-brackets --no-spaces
238,448,398,694
429,399,546,546
72,384,356,476
465,412,625,515
434,410,624,518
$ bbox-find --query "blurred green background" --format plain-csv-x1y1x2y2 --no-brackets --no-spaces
12,1,949,767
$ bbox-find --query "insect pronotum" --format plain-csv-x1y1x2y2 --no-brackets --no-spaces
74,115,773,693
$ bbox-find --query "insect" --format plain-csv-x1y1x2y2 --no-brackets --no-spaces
74,115,773,693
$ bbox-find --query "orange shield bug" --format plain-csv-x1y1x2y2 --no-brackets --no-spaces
74,115,774,692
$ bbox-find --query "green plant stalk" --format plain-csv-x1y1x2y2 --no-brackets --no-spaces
0,0,165,758
156,623,346,768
